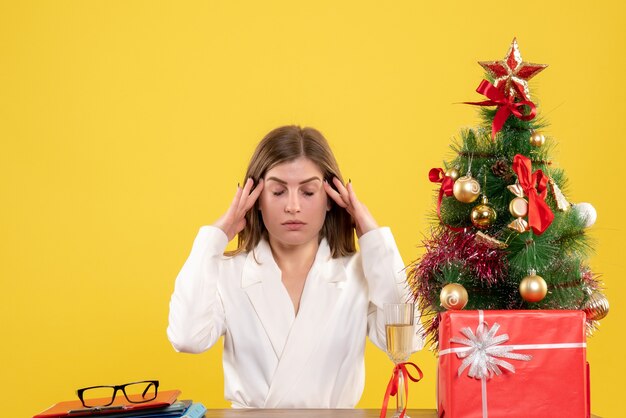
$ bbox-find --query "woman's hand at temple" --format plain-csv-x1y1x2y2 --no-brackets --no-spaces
213,178,264,241
324,177,379,238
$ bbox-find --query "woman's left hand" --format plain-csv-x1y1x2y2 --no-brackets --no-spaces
324,177,379,238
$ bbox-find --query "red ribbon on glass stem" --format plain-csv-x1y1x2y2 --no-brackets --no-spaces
464,80,537,139
380,362,423,418
512,154,554,235
429,168,464,232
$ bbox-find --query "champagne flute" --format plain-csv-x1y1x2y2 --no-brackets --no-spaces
384,303,414,418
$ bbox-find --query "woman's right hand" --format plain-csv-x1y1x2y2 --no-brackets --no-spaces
213,178,264,242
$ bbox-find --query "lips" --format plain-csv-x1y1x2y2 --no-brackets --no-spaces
282,220,306,230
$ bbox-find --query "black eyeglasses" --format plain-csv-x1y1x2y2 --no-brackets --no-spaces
76,380,159,408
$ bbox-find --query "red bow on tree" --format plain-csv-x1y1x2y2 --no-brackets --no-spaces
429,168,464,232
429,168,454,199
380,362,423,418
512,154,554,235
464,80,537,139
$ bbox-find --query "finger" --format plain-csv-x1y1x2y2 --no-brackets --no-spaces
213,183,245,239
324,179,348,208
346,181,360,207
236,177,255,213
243,178,264,211
241,177,254,196
332,177,351,206
226,183,244,217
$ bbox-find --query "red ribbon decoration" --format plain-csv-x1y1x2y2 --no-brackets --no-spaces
429,168,464,232
380,362,423,418
429,168,454,222
512,154,554,235
464,79,537,139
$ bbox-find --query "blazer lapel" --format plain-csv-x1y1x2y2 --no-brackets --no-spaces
241,239,294,360
263,239,348,407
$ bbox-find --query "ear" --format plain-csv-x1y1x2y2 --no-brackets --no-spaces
326,196,332,212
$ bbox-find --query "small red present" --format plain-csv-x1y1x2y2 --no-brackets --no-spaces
437,310,590,418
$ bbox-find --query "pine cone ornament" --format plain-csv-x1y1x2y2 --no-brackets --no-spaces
492,159,513,181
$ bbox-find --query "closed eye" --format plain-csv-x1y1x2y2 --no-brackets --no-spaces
272,190,285,196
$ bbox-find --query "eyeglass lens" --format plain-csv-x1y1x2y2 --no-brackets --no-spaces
124,381,158,403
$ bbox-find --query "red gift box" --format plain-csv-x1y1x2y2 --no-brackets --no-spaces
437,310,590,418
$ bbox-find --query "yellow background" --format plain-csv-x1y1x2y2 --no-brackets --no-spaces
1,1,623,417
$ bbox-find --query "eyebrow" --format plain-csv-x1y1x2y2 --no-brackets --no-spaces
265,176,322,185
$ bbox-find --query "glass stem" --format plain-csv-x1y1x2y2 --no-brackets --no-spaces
396,365,406,416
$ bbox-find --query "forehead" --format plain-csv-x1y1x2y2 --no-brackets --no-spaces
264,157,324,182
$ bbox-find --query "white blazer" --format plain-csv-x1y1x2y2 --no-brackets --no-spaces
167,226,422,408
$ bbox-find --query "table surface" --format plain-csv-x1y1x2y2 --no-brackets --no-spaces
203,410,600,418
204,410,436,417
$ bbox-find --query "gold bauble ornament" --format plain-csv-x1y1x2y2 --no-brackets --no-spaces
583,291,609,321
471,196,497,229
440,283,469,310
529,131,546,147
446,168,460,181
519,271,548,303
453,175,481,203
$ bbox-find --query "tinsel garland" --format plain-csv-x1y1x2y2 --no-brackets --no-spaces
410,228,508,285
407,228,509,348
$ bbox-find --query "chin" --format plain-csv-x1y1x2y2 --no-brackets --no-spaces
275,234,317,247
267,228,320,248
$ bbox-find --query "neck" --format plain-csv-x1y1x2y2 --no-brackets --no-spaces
268,236,320,273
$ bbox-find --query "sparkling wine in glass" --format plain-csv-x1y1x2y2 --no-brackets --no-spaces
384,303,414,418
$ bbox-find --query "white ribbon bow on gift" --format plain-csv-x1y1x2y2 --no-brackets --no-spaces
451,321,532,379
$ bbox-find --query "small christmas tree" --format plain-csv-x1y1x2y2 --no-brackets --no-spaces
408,38,609,348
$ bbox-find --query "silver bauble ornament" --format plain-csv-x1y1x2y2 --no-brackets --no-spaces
572,203,597,228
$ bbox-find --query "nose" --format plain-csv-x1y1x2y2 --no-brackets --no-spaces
285,191,301,213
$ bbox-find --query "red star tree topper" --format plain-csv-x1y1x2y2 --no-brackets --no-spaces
479,38,547,100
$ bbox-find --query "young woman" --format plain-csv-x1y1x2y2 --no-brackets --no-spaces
167,125,422,408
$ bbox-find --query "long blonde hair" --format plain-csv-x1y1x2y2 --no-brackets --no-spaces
225,125,356,258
